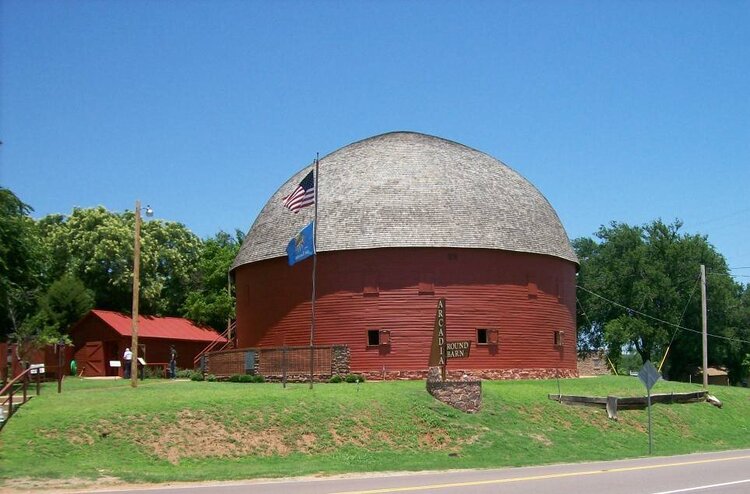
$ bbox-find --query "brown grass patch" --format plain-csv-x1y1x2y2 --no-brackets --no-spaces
419,430,454,450
50,405,472,464
528,433,553,446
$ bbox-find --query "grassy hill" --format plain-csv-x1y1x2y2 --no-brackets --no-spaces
1,376,749,487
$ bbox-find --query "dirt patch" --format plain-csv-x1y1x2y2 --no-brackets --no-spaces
527,433,553,446
41,406,470,465
0,475,124,493
295,433,317,453
147,413,292,464
419,430,454,450
328,426,346,446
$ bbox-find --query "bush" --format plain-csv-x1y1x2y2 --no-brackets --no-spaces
206,374,217,382
175,369,194,379
143,366,164,379
228,374,264,383
344,373,365,383
329,375,343,383
189,371,204,381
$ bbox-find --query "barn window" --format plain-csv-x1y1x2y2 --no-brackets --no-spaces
554,330,565,347
363,272,379,296
477,329,488,344
419,272,434,295
477,328,499,346
367,329,391,346
527,276,538,298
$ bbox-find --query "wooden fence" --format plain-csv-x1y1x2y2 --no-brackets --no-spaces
205,346,338,379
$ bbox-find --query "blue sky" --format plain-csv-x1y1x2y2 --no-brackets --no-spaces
1,1,748,281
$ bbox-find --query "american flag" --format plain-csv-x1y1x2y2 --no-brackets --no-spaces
282,170,315,213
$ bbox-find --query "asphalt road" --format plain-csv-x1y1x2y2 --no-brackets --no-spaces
86,449,750,494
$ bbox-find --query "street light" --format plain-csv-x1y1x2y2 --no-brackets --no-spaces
131,201,153,388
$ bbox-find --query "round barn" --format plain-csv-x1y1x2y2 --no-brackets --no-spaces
230,132,578,380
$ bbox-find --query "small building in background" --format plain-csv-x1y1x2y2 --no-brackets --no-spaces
696,367,730,386
69,310,226,377
577,350,612,376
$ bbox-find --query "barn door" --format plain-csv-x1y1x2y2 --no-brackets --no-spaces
75,342,105,377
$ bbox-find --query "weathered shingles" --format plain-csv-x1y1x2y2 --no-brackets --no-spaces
231,132,578,270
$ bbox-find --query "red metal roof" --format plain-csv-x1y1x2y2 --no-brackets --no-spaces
87,310,227,343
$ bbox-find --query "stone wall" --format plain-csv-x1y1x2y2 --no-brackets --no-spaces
332,345,350,376
362,368,577,381
578,351,611,376
425,367,482,413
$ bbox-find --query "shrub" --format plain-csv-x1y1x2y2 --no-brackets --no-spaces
189,371,204,381
206,374,217,382
228,374,264,383
175,369,194,379
143,366,164,379
329,375,343,383
344,373,365,383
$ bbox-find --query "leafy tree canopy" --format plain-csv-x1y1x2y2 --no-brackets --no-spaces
575,219,748,382
38,206,202,315
0,187,44,339
13,274,94,357
1,187,242,350
181,230,243,331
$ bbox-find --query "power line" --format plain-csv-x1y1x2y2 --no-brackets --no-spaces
665,278,700,350
707,272,750,279
576,285,750,345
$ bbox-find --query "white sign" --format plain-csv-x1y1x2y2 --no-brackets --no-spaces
137,358,146,365
109,360,121,367
29,363,45,374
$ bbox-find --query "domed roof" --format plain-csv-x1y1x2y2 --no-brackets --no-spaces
232,132,577,270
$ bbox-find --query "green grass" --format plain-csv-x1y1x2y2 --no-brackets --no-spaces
1,376,749,484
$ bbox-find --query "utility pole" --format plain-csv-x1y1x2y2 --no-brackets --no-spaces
700,264,708,389
131,201,143,388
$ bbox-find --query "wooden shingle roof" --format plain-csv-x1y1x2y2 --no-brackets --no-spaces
232,132,577,270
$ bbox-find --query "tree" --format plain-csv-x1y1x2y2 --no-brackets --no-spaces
575,219,744,380
0,188,43,341
12,274,94,350
38,207,201,316
181,231,241,331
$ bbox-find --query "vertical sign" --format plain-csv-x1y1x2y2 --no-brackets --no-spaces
428,298,447,381
638,360,661,455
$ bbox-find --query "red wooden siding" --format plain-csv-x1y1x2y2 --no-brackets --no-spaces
234,247,577,374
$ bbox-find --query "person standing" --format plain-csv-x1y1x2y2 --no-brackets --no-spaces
123,347,133,379
169,345,177,379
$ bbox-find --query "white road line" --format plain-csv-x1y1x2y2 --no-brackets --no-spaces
650,479,750,494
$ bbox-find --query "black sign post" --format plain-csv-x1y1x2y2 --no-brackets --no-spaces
638,360,661,455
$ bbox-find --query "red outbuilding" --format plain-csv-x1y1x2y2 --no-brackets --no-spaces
69,310,226,377
230,132,579,380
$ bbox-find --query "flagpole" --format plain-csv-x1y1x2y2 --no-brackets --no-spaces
309,153,319,390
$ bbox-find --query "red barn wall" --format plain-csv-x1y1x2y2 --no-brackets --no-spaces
234,247,577,377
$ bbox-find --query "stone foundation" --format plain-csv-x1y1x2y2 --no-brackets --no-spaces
361,368,578,381
426,367,482,413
